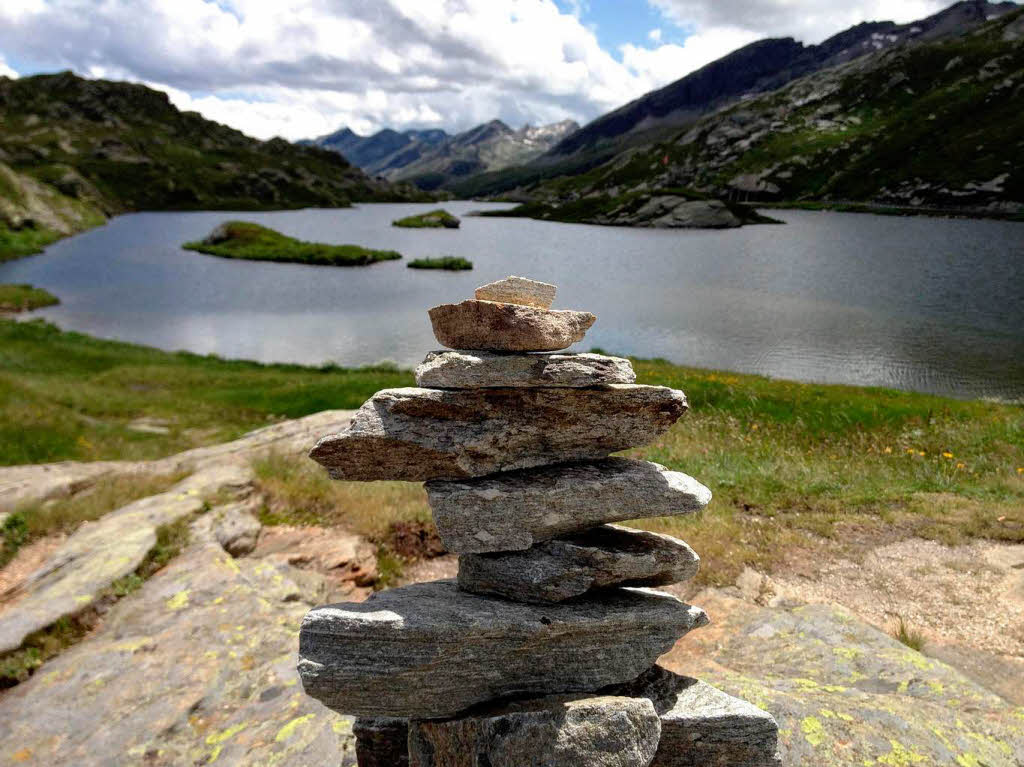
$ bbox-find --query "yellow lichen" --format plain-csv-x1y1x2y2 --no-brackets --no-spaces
166,590,190,610
276,714,316,743
206,722,248,745
877,740,927,766
801,716,826,747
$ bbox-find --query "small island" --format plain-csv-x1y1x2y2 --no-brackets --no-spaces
184,222,402,266
392,209,461,229
0,284,59,313
407,256,473,271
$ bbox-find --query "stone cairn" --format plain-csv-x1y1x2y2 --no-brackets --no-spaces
299,276,781,766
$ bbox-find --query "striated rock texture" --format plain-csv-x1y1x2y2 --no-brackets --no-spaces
606,667,781,766
354,718,410,767
415,350,636,389
474,275,557,309
407,695,661,767
428,300,596,352
297,579,708,719
458,525,700,603
427,458,709,553
310,387,687,482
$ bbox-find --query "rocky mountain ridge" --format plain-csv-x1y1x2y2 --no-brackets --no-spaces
457,5,1024,220
306,118,579,190
0,71,432,260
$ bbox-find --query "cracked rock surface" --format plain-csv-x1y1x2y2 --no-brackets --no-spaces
310,387,687,482
415,350,636,389
458,524,700,603
297,579,708,719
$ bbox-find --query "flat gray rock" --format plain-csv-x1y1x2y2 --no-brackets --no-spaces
408,695,661,767
415,350,636,389
605,667,781,766
427,458,710,553
297,579,708,719
458,525,700,603
428,300,596,352
354,718,409,767
310,386,687,482
474,275,557,309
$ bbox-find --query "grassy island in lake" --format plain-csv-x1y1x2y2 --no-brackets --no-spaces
183,221,402,266
392,209,461,229
0,284,59,312
407,256,473,271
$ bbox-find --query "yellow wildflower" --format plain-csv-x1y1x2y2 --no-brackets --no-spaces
956,462,965,469
942,451,953,459
884,446,892,454
918,451,926,457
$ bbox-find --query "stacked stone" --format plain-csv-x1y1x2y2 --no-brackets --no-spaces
299,276,780,766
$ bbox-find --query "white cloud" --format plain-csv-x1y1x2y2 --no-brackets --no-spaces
648,0,948,44
0,0,954,140
0,55,17,79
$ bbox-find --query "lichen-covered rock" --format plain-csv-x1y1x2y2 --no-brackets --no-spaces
297,579,708,719
458,525,700,603
415,350,635,389
605,667,780,766
309,387,687,482
428,300,596,352
660,590,1024,767
474,275,557,309
354,718,409,767
408,695,661,767
427,458,709,553
0,542,358,767
190,497,262,556
0,462,253,655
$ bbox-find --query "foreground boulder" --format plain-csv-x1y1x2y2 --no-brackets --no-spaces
426,458,709,553
458,525,700,603
428,300,596,352
309,387,687,482
415,350,636,389
354,718,409,767
297,579,707,719
407,695,661,767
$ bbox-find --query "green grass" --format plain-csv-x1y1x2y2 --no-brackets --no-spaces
892,616,926,652
0,223,64,263
0,284,59,312
392,209,460,228
183,221,402,267
407,256,473,271
1,320,1021,589
0,318,411,465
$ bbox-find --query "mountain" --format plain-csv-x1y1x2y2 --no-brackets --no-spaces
0,71,432,260
452,2,1023,220
545,0,1019,161
306,119,579,190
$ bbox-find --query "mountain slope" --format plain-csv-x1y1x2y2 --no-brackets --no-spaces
0,71,430,259
455,5,1024,219
545,0,1018,161
308,119,579,190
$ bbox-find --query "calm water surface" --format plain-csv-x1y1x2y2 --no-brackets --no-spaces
2,202,1022,399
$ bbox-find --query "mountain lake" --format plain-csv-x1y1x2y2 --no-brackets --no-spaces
1,201,1022,400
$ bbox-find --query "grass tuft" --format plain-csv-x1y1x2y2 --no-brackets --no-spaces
392,209,460,228
0,284,59,313
892,616,926,652
407,256,473,271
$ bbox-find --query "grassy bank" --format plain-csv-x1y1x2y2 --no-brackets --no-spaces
183,221,402,267
0,284,59,312
0,224,65,264
392,209,460,228
1,319,1020,585
407,256,473,271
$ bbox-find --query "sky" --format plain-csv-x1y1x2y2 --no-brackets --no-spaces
0,0,951,141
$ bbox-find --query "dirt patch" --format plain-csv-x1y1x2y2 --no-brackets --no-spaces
385,519,447,560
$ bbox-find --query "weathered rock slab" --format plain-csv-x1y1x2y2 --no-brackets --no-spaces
297,579,708,719
190,497,262,556
408,695,661,767
354,718,409,767
415,350,636,389
427,458,710,553
310,387,687,482
474,275,557,309
428,300,596,352
458,525,700,603
606,667,781,766
0,462,253,655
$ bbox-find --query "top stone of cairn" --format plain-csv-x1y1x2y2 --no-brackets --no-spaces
475,275,557,309
430,276,595,352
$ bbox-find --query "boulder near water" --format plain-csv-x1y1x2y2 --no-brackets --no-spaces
299,276,780,764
